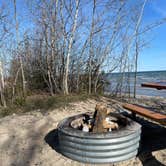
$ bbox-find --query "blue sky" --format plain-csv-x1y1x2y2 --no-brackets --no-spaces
138,0,166,71
0,0,166,72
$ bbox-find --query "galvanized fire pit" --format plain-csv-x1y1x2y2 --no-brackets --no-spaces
57,105,141,164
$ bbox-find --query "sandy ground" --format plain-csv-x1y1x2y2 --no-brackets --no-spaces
0,97,166,166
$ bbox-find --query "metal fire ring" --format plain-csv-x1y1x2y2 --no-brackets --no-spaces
57,113,141,164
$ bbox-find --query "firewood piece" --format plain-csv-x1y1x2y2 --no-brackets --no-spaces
71,118,84,129
102,120,111,129
92,103,108,133
103,120,119,130
107,108,116,114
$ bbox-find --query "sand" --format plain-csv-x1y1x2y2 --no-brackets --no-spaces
0,97,166,166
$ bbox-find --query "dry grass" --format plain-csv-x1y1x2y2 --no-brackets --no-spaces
0,94,101,118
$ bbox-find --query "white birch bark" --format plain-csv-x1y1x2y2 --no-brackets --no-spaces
133,0,147,98
0,60,6,107
64,0,79,95
14,0,26,98
88,0,96,94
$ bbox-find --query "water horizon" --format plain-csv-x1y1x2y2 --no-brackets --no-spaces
105,70,166,98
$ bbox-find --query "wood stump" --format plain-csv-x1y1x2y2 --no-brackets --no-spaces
92,103,108,133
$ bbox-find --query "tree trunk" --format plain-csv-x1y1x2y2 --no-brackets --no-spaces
133,0,147,98
134,37,138,98
14,0,26,98
12,67,20,103
64,0,79,95
0,61,6,107
88,0,96,94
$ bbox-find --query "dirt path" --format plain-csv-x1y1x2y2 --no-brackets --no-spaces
0,98,166,166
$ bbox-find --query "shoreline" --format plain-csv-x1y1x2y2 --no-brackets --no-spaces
104,91,166,100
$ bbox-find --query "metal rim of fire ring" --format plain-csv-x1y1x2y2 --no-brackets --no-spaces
57,112,141,164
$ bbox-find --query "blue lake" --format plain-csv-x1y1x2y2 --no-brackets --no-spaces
105,70,166,98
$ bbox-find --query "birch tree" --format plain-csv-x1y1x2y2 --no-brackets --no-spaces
0,4,9,107
63,0,80,95
13,0,27,98
133,0,147,98
0,60,6,107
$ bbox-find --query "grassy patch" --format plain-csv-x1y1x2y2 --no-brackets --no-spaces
0,94,99,118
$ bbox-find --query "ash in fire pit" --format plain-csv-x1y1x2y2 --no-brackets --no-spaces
58,103,141,164
70,103,127,133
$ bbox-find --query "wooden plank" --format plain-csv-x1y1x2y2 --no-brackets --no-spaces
141,82,166,90
123,103,166,125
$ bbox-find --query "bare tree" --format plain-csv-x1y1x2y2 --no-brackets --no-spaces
13,0,27,98
88,0,96,94
63,0,80,95
0,4,9,107
133,0,147,98
1,0,164,101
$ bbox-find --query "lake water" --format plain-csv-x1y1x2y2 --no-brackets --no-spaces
105,70,166,98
